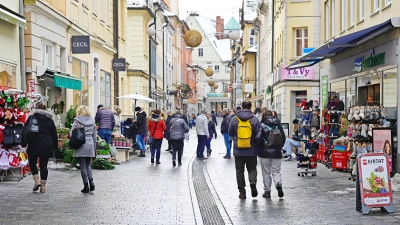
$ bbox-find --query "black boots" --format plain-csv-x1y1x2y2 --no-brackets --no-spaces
151,158,154,164
81,182,89,193
173,161,176,167
89,178,95,192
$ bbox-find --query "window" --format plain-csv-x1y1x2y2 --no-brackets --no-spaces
350,0,354,26
341,0,346,30
325,2,330,40
225,65,230,73
385,0,391,6
359,0,364,20
250,37,254,45
100,70,112,108
215,65,220,73
72,58,89,106
373,0,379,12
295,28,308,57
208,65,212,69
42,42,53,69
198,48,203,57
331,0,335,36
0,61,16,88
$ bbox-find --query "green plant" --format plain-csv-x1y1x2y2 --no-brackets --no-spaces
91,159,115,170
51,101,65,115
65,105,77,129
62,150,78,166
57,127,70,135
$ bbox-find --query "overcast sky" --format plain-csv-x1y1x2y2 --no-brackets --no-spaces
179,0,242,23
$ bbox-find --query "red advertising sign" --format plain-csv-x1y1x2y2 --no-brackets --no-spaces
358,153,393,213
28,79,35,92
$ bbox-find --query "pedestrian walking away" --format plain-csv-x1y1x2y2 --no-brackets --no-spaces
221,108,233,159
211,110,218,126
206,112,217,156
196,107,209,160
22,103,58,193
95,105,115,144
164,110,173,152
228,101,260,199
134,106,148,157
168,109,189,166
70,105,96,193
148,109,166,164
255,110,286,198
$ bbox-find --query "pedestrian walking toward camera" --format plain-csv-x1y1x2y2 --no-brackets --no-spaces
221,108,233,159
134,106,148,157
228,101,260,199
147,109,166,165
70,105,97,193
95,105,115,144
168,109,189,166
206,113,217,156
196,107,209,160
22,103,58,193
255,110,286,198
211,110,217,126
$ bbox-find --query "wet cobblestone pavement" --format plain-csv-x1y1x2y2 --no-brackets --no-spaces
0,118,399,224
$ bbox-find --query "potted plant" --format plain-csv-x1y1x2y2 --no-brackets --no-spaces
57,127,70,139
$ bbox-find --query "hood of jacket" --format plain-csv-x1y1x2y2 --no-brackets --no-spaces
173,112,182,118
75,115,95,126
149,116,163,123
137,111,147,117
235,109,254,121
32,109,53,121
261,116,281,127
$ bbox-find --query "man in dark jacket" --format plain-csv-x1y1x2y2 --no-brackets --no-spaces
221,108,232,159
134,106,148,157
255,110,286,198
95,105,115,144
228,101,260,199
211,110,217,126
206,113,217,156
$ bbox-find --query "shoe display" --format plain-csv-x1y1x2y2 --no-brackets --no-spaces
250,183,258,197
238,191,246,199
276,185,284,198
262,191,271,198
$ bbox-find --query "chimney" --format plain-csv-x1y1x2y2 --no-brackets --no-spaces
216,16,224,40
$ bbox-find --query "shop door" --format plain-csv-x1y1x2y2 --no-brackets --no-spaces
358,84,380,106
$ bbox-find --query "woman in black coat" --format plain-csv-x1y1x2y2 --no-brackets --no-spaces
255,110,286,199
23,103,57,193
164,110,173,152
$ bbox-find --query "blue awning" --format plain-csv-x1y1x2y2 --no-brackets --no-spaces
287,17,400,69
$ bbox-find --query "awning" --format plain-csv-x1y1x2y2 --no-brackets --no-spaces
42,68,82,90
0,4,26,29
287,17,400,69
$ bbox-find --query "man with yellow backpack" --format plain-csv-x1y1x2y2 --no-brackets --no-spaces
228,101,260,199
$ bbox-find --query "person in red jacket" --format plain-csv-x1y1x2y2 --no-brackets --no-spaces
147,109,166,164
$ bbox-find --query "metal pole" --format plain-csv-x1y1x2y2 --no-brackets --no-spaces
19,0,26,91
113,0,119,106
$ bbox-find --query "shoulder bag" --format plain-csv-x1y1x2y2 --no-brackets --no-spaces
23,115,39,143
68,121,86,149
147,122,158,144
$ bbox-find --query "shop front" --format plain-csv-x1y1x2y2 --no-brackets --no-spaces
206,93,231,116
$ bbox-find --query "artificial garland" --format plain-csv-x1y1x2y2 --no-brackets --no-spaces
51,101,65,115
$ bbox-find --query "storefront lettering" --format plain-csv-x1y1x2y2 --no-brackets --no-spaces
354,49,385,72
286,67,311,75
368,158,384,164
282,66,315,80
72,42,89,47
207,93,228,97
71,36,90,54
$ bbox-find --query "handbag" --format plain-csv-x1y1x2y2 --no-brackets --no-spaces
68,121,86,149
23,115,39,143
147,122,158,144
3,125,15,145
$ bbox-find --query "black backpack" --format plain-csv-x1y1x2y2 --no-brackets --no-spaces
264,124,283,148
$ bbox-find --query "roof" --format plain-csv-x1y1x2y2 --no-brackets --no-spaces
225,17,240,30
214,39,232,61
287,17,400,69
244,0,258,21
244,46,257,54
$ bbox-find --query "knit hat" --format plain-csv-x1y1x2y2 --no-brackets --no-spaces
135,106,141,111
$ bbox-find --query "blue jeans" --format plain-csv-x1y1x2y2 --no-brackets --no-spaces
151,139,163,162
223,133,232,156
136,134,146,151
197,135,207,158
206,136,213,150
98,128,112,143
282,138,300,156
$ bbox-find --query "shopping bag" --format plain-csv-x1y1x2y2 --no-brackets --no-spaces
184,133,189,142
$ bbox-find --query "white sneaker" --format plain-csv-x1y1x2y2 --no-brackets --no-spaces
284,156,293,161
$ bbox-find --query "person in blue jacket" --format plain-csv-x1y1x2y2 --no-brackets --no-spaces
206,112,217,156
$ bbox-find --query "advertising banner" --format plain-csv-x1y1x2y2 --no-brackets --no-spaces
372,128,393,172
282,66,314,80
357,153,393,214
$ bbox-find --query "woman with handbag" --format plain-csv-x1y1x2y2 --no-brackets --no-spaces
22,103,57,193
147,109,166,164
168,110,189,166
70,105,96,193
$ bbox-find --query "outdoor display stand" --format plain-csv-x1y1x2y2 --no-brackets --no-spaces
115,146,131,162
356,153,394,215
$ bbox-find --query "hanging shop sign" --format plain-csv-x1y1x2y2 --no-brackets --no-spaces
28,79,35,92
282,66,315,80
71,36,90,54
112,58,126,71
354,49,385,72
207,93,228,97
357,153,393,215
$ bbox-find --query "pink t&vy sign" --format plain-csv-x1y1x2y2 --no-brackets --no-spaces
282,66,315,80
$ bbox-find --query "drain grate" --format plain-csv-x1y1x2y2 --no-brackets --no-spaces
192,160,225,225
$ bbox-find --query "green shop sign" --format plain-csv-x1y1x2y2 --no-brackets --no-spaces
354,49,385,72
207,93,229,97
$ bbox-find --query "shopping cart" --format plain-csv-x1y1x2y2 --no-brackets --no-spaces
297,152,318,177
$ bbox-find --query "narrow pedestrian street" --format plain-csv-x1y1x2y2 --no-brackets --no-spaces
0,119,399,225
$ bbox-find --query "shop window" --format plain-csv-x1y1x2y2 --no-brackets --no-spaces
346,78,356,110
331,80,346,103
357,73,381,106
383,68,397,107
0,61,16,88
295,28,308,57
42,42,53,69
72,58,89,107
100,70,112,108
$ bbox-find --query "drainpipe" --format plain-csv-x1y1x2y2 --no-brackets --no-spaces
163,18,169,111
270,0,275,107
113,0,119,106
19,0,26,91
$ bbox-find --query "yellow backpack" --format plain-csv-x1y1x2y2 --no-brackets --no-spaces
236,116,253,148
